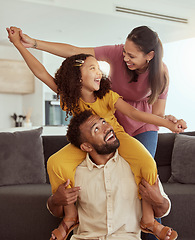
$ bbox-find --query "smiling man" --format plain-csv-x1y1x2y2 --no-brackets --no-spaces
47,110,172,240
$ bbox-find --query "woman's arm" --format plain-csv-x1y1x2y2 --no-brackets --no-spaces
7,27,58,93
152,98,178,123
152,98,166,117
115,98,187,133
13,27,95,58
32,40,95,58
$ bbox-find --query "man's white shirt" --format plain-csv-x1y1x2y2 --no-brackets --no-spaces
71,150,171,240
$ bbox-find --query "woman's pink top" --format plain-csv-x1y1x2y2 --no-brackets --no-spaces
95,44,168,136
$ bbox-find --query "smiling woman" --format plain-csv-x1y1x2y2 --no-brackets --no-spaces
122,40,154,73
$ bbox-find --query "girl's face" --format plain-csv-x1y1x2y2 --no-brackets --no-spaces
123,39,154,72
80,56,102,92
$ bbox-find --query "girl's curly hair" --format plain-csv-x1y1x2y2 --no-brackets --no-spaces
54,54,111,119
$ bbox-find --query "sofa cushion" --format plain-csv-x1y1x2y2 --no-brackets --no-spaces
0,127,46,186
162,183,195,240
0,184,61,240
155,132,176,167
168,134,195,184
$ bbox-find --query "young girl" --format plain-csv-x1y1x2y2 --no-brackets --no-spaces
7,27,183,240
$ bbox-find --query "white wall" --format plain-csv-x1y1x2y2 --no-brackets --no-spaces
163,38,195,132
0,45,44,129
0,45,23,128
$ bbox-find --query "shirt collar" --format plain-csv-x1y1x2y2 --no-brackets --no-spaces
86,149,119,171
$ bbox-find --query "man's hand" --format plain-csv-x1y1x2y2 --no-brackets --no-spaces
47,179,80,217
139,177,169,217
139,177,164,206
52,179,80,206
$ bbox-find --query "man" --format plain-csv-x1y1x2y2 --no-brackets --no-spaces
47,110,172,240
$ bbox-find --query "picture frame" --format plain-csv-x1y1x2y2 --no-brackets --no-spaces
0,59,34,94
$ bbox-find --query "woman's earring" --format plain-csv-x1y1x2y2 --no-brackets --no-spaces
80,79,82,83
147,60,150,64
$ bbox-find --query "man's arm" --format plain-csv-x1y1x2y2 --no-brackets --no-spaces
139,177,171,218
47,179,80,218
47,195,64,217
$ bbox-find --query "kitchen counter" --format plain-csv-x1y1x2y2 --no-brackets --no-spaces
0,125,68,136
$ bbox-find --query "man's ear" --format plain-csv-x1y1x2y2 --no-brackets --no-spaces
80,142,93,152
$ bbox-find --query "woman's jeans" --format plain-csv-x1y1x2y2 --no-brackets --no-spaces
134,131,158,158
134,131,161,240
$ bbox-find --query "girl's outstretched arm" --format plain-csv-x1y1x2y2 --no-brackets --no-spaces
115,97,187,133
7,26,95,58
7,27,58,93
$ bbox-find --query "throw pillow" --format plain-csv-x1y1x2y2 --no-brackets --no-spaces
168,134,195,184
0,127,46,186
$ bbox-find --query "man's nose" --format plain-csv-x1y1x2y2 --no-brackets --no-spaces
103,125,111,133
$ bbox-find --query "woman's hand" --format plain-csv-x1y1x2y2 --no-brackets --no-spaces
7,26,35,48
164,114,177,123
19,30,36,48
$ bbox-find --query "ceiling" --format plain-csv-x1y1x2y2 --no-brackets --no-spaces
1,0,195,48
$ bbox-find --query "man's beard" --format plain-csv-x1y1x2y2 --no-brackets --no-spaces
92,137,120,155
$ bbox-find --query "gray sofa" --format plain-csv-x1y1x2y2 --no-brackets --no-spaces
155,131,195,240
0,128,194,240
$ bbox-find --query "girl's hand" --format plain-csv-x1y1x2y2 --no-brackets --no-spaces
176,119,187,131
164,115,187,133
6,26,21,45
170,119,187,133
7,26,35,48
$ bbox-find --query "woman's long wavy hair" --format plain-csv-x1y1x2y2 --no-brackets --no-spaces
54,54,111,118
126,26,169,104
